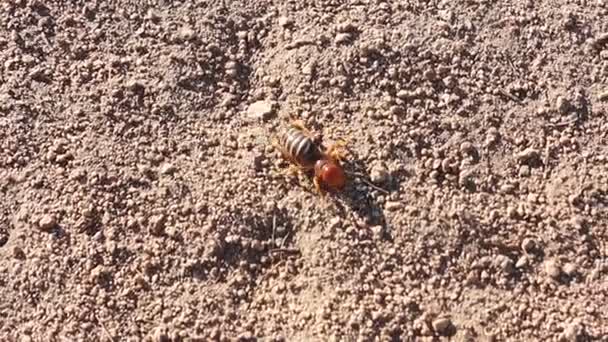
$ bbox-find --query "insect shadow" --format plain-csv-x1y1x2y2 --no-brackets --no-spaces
331,151,396,241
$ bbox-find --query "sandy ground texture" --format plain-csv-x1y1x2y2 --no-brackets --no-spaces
1,0,608,341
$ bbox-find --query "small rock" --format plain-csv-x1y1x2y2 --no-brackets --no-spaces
459,141,475,155
278,16,293,27
423,69,436,81
432,317,453,335
370,163,390,184
519,165,531,177
521,238,536,253
396,90,409,99
92,231,104,242
147,326,170,342
178,26,196,41
145,9,160,22
556,96,571,114
515,256,528,268
252,152,265,171
225,61,239,70
559,321,585,342
38,215,57,231
516,148,540,164
127,79,145,92
302,63,315,76
336,22,357,32
220,94,237,107
335,32,352,44
250,239,264,252
247,101,274,120
500,183,515,194
89,265,108,283
371,225,384,240
388,105,403,116
562,262,578,277
598,90,608,102
237,331,254,340
385,201,403,211
544,259,562,279
12,246,25,259
328,217,342,230
160,163,176,175
494,254,515,275
148,215,166,236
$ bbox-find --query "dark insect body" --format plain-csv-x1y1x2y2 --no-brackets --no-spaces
280,126,321,168
273,120,348,195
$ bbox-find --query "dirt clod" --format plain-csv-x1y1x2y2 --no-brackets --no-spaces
247,101,274,121
545,259,563,279
369,163,390,184
38,215,57,231
432,317,453,335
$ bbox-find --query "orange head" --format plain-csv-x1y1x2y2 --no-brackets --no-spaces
314,159,346,190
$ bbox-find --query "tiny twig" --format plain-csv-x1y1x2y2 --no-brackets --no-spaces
346,171,390,194
269,248,300,255
544,118,578,128
272,214,276,247
498,89,522,103
280,231,291,248
96,314,116,342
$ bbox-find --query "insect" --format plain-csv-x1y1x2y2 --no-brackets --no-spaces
272,119,348,195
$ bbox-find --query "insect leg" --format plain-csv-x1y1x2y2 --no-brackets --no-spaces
289,120,316,140
313,176,326,198
326,138,350,162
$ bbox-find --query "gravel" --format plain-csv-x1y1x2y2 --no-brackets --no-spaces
0,1,606,341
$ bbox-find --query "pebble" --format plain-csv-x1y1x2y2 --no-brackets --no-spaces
12,246,25,259
423,69,436,81
336,22,356,33
328,217,342,230
126,79,145,92
521,238,536,253
556,96,571,114
385,201,404,211
149,326,170,342
432,317,453,335
494,254,515,275
519,165,531,177
38,215,57,231
89,265,107,283
516,148,540,163
396,90,409,99
515,256,528,268
559,321,584,342
92,231,104,242
278,16,293,27
335,32,352,44
247,101,274,120
178,26,196,41
598,90,608,101
370,163,390,184
562,262,578,277
250,239,264,252
148,214,166,236
544,259,562,279
252,152,265,171
371,225,384,240
500,183,515,194
459,141,475,155
160,163,176,175
302,63,315,76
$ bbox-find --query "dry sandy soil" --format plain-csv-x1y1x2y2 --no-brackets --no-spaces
1,0,608,341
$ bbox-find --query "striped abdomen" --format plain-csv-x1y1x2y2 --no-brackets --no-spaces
281,127,321,168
